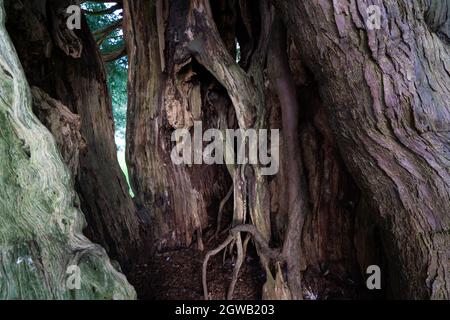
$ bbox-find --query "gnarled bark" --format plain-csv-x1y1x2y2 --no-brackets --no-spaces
0,0,135,299
124,0,367,300
5,0,150,271
31,86,86,177
275,0,450,299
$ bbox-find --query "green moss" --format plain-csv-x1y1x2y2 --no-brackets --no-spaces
0,0,135,300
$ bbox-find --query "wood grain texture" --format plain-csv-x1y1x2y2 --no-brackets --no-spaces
275,0,450,299
4,0,150,271
0,0,135,299
31,86,86,177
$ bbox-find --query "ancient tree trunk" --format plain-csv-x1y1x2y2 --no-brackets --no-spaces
5,0,150,271
123,0,366,300
31,86,86,178
275,0,450,299
0,0,135,299
123,0,230,251
5,0,441,300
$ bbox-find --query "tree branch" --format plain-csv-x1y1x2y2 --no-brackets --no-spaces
102,45,126,62
92,18,123,37
82,3,122,16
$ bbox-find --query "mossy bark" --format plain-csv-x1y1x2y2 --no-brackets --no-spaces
4,0,151,271
0,0,135,300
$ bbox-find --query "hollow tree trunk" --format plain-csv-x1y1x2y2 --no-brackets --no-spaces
0,0,135,299
123,0,366,300
123,0,231,251
31,86,86,178
13,0,441,300
5,0,150,271
275,0,450,299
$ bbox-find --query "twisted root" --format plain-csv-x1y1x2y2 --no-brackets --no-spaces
202,224,284,300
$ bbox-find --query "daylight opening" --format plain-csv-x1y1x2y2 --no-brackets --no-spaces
82,1,133,195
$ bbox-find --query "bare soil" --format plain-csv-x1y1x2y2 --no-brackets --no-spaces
129,234,265,300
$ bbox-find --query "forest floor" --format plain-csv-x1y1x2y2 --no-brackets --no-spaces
129,233,266,300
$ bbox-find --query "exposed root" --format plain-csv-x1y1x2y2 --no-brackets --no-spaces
228,238,236,257
202,224,284,300
202,234,234,300
196,229,204,251
225,234,251,300
227,233,244,300
215,185,234,237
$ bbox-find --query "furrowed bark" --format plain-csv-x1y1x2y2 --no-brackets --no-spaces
31,86,86,178
5,0,149,271
275,0,450,299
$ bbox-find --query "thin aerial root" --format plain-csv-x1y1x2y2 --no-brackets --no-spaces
215,185,234,237
227,233,244,300
202,234,234,300
222,244,227,265
230,224,283,261
203,224,284,300
220,225,231,235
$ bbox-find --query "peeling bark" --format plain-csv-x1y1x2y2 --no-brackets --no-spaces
123,0,230,251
